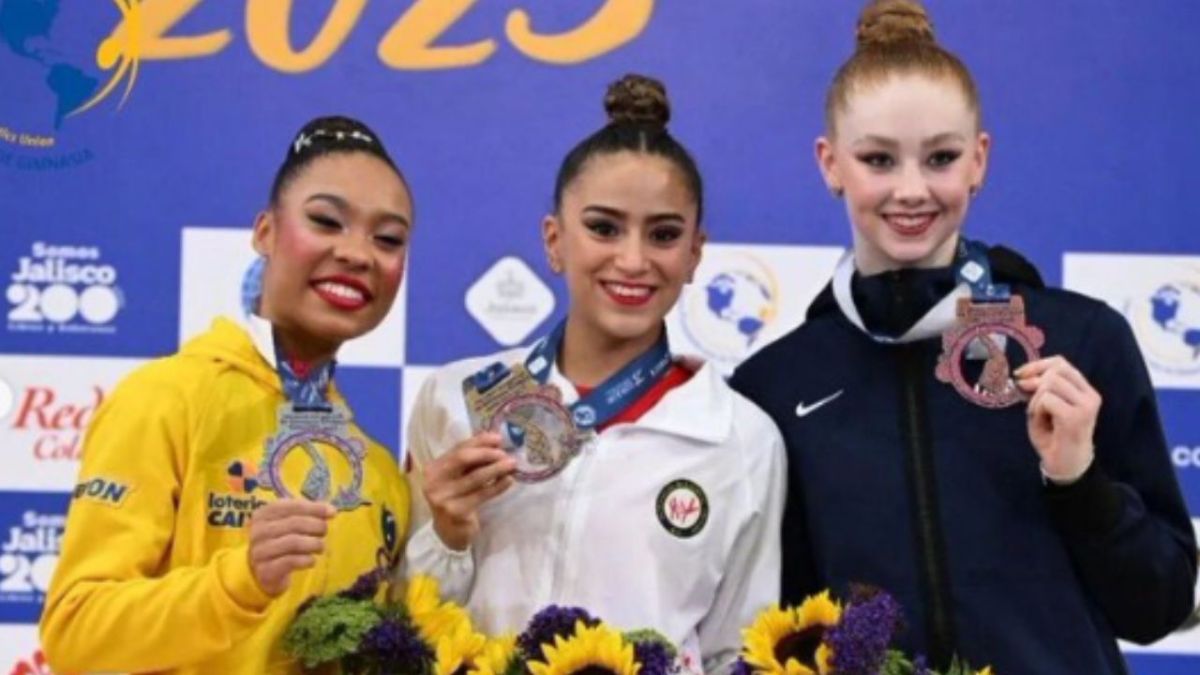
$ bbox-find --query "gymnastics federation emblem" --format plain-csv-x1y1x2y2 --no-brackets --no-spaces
1127,281,1200,378
677,253,779,367
1064,253,1200,390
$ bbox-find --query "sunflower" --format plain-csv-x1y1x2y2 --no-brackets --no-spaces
405,574,443,618
468,634,519,675
405,575,473,645
527,621,640,675
433,619,489,675
742,593,842,675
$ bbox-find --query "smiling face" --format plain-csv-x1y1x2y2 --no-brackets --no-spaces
543,151,703,349
817,73,989,275
253,151,412,361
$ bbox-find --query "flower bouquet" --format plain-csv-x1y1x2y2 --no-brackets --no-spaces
733,587,992,675
494,605,680,675
283,570,493,674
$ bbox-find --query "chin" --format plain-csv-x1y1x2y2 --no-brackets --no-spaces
595,312,662,343
880,235,957,269
305,313,377,345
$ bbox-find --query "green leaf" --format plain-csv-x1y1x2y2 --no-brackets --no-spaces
622,628,679,660
283,596,383,668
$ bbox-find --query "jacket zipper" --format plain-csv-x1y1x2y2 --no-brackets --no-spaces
892,270,956,667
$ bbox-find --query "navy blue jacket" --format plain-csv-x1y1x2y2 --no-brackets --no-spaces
730,247,1197,674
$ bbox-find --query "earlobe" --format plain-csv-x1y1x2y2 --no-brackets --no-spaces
542,214,563,274
815,136,842,197
251,210,274,257
974,131,992,186
687,229,707,283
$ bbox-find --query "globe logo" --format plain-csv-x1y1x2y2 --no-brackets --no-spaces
679,255,779,366
706,271,774,344
0,0,102,129
1127,280,1200,377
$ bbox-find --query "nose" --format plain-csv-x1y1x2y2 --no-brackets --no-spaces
894,161,931,205
333,230,372,270
613,235,651,276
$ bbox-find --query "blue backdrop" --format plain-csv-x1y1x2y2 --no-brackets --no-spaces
2,1,1199,672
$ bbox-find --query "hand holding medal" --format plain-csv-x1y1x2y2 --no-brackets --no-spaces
420,432,517,551
247,498,336,596
1015,356,1101,484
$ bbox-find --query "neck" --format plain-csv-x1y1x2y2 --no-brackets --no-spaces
259,302,339,366
852,231,961,276
558,313,664,388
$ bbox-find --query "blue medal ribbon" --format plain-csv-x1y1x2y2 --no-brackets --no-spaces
529,320,673,430
472,320,673,432
956,239,1009,302
274,343,336,411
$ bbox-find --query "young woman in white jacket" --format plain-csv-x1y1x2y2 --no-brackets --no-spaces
403,74,786,674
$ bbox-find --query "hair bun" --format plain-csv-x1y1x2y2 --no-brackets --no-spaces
856,0,935,50
604,74,670,128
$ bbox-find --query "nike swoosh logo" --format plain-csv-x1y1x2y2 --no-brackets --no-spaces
795,390,844,418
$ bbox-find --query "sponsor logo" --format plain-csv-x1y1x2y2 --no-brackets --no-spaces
465,256,554,347
0,499,67,623
71,477,131,507
7,242,122,334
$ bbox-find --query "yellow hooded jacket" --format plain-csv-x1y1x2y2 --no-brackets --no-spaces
41,317,410,674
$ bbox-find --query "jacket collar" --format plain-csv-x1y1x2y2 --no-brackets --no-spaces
533,348,733,445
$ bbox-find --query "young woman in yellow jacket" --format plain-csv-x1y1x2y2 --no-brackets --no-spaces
40,116,414,674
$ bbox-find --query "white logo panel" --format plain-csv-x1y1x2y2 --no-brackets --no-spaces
179,227,408,367
1063,253,1200,389
667,243,843,374
0,625,48,673
464,256,555,347
0,355,144,491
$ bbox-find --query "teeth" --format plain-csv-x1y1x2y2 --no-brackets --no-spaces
887,214,935,229
605,282,651,298
316,282,364,302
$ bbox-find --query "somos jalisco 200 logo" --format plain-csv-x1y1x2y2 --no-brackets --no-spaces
0,0,656,170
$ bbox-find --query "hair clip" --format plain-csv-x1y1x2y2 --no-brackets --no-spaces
292,128,376,155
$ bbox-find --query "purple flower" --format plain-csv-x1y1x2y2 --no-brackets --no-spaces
913,655,932,675
518,606,600,660
359,616,433,669
731,657,754,675
825,591,902,675
340,569,383,601
633,640,673,675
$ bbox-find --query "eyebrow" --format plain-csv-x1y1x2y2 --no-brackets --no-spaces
583,204,686,224
851,132,967,149
306,193,411,228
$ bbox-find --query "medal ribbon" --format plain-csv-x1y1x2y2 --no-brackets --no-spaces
956,239,1009,302
274,341,336,411
833,237,1012,344
470,320,673,431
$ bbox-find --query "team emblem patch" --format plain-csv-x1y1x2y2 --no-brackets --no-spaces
656,479,708,538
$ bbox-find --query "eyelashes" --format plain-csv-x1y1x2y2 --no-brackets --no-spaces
583,219,685,244
307,212,407,250
853,149,964,171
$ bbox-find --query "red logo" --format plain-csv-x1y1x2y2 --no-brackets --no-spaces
10,649,52,675
668,495,701,525
6,385,105,462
